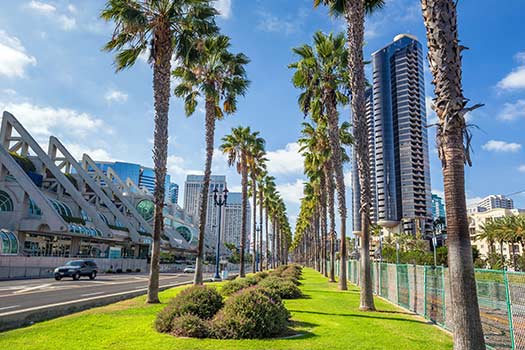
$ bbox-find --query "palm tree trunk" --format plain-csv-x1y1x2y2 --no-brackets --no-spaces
193,97,216,285
343,0,374,309
147,26,172,304
240,151,248,277
251,176,257,273
324,88,347,291
276,221,281,266
422,1,486,347
320,173,328,277
259,188,264,271
325,162,336,282
265,207,269,270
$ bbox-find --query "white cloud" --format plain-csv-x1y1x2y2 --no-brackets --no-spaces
363,0,420,41
518,165,525,173
213,0,232,19
0,101,109,140
167,155,202,177
432,189,445,199
497,52,525,90
425,96,438,125
482,140,522,153
64,143,112,161
26,1,77,30
277,179,304,204
0,31,37,78
498,100,525,121
67,4,77,13
467,196,484,207
257,11,298,35
266,142,304,175
105,89,128,104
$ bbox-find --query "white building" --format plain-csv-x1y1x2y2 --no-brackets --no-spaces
469,208,525,261
469,195,514,213
223,192,250,248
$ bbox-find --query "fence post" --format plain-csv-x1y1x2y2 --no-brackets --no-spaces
423,265,427,319
441,265,446,326
378,262,382,296
396,263,400,306
503,270,515,350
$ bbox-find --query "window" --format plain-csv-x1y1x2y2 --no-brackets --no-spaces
0,190,13,212
0,230,19,255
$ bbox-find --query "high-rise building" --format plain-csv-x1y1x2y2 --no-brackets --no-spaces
183,175,227,247
93,161,171,196
168,183,179,204
469,194,514,213
431,194,446,220
352,34,433,236
223,192,250,248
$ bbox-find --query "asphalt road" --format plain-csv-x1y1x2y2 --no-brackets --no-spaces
0,273,201,318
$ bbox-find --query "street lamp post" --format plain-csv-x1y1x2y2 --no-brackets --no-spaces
256,224,261,271
213,187,228,281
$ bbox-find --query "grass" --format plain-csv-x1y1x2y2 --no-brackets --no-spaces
0,268,452,350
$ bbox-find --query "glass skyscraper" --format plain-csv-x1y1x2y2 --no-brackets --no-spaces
352,34,433,235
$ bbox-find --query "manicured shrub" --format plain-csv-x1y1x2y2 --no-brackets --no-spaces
258,276,303,299
135,268,141,273
254,271,269,281
155,285,223,333
281,267,302,280
220,277,257,296
171,314,209,338
116,268,123,273
211,286,289,339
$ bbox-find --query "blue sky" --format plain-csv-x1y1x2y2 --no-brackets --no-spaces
0,0,524,232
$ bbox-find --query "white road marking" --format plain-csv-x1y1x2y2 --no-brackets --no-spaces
80,291,105,297
13,284,51,294
0,305,20,311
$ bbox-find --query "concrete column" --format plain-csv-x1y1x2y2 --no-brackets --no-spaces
17,232,26,255
134,245,140,258
70,237,81,257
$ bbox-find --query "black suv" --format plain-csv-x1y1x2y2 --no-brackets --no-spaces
54,260,98,280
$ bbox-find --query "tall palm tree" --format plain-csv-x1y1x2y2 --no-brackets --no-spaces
257,169,268,271
314,0,385,311
220,127,262,277
101,0,217,303
173,35,249,284
247,145,267,273
421,0,486,347
290,31,350,290
262,175,276,269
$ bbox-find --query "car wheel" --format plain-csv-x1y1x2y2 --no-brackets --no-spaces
73,272,80,280
54,274,62,281
89,271,97,280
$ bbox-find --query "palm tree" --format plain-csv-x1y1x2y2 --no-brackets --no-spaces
257,169,268,271
421,0,486,347
314,0,385,311
220,127,263,277
248,145,267,273
173,35,249,284
101,0,217,303
262,175,276,269
290,31,350,290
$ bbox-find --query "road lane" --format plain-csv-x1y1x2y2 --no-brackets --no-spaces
0,273,200,317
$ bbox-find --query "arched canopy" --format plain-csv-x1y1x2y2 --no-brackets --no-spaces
50,199,73,217
0,190,14,212
0,230,19,254
68,224,102,237
29,198,42,216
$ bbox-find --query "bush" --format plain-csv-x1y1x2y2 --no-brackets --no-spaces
254,271,269,281
155,285,223,333
116,268,123,273
126,268,132,273
171,314,209,338
258,276,303,299
220,277,257,296
135,268,141,273
211,286,289,339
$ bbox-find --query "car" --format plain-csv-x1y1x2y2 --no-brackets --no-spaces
183,266,195,273
54,260,98,280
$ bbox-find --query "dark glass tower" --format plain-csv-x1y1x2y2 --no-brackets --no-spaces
352,34,432,235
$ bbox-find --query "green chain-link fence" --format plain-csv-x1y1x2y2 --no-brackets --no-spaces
344,260,525,350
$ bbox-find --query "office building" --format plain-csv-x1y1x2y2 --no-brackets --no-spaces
469,194,514,213
431,194,446,220
168,183,179,204
223,192,250,248
352,34,433,236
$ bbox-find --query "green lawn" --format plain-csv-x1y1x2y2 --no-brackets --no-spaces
0,268,452,350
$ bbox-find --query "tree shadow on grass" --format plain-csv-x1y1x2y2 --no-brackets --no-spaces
288,309,431,325
278,320,319,341
301,289,360,295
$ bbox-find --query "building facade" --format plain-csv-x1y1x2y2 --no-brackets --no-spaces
168,183,179,204
431,193,446,220
352,34,433,236
0,111,197,264
222,192,250,248
469,208,525,262
469,194,514,213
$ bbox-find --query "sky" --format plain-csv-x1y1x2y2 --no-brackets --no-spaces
0,0,524,234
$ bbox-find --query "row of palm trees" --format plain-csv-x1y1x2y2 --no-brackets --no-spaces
101,0,486,348
101,0,291,304
290,0,486,348
479,215,525,268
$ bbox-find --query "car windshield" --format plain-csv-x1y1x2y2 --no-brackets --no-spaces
65,261,83,266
